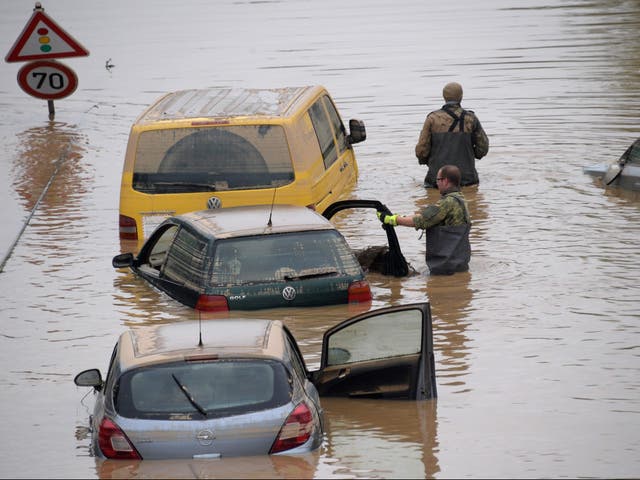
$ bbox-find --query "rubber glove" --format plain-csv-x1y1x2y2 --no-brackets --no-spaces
376,211,398,226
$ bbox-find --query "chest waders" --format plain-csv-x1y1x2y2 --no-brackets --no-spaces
425,106,478,188
425,196,471,275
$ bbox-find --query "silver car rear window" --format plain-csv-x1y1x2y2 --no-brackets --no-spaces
210,230,362,285
115,359,291,419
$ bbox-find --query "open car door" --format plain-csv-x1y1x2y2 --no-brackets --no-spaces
323,199,409,277
310,303,436,400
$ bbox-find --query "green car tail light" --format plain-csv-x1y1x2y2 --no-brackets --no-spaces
347,280,372,303
195,294,229,312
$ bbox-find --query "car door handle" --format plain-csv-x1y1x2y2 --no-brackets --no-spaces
339,161,348,172
337,368,350,379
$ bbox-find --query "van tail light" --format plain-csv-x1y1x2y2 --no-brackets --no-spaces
270,402,314,454
119,215,138,240
348,280,372,303
195,294,229,312
98,417,141,460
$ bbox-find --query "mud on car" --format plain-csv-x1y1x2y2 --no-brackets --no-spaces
118,85,366,240
74,303,437,459
113,204,373,311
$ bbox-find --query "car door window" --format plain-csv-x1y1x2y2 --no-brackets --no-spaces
325,310,421,366
322,96,348,154
162,228,210,290
103,343,119,391
146,225,179,270
313,303,436,400
309,99,338,169
283,326,309,380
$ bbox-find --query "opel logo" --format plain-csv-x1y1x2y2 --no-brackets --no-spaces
207,196,222,209
282,286,297,301
196,429,215,446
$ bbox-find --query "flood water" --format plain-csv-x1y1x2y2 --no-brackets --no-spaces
1,0,639,478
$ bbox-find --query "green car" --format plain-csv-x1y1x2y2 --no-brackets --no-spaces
113,204,374,311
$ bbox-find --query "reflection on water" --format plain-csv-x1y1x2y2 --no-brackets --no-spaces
12,123,87,213
322,398,439,479
0,0,639,478
1,123,87,271
426,272,473,392
95,453,320,479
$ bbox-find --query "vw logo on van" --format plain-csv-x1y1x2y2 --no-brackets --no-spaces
207,196,222,209
282,286,297,301
196,429,215,446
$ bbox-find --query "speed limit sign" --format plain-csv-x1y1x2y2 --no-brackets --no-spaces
17,59,78,100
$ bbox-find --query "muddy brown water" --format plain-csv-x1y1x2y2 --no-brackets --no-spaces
1,0,639,478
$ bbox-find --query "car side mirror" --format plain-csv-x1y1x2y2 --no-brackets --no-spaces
347,119,366,145
74,368,103,392
112,252,134,268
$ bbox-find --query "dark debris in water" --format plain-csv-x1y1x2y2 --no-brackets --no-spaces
355,245,416,277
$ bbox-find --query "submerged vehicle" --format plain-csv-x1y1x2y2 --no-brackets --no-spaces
118,86,367,240
113,204,372,311
583,137,640,191
74,303,437,459
112,200,411,312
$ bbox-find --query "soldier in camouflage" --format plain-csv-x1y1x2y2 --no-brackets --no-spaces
378,165,471,275
415,82,489,188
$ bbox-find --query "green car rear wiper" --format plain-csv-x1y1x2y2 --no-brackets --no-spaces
284,269,339,281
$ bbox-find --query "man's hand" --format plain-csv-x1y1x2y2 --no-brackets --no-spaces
376,211,398,226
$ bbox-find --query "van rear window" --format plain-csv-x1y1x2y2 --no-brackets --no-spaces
132,126,294,193
115,359,291,419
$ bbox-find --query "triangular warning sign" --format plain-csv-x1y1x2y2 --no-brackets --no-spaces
5,8,89,63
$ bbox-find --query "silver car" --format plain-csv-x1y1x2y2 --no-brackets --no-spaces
74,303,436,459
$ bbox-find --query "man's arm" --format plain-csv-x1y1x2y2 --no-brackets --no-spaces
412,204,447,230
379,201,446,229
415,116,433,164
472,117,489,159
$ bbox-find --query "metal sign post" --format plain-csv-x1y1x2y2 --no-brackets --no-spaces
5,2,89,119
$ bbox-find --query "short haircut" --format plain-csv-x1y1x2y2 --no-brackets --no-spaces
439,165,461,187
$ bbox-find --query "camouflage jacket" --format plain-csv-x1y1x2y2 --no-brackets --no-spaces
415,103,489,162
412,190,470,230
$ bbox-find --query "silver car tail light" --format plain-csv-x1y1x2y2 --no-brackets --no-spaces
269,402,313,454
98,417,141,460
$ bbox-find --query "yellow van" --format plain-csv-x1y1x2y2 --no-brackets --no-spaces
118,85,367,240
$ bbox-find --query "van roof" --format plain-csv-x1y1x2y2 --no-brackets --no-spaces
118,319,287,372
135,86,325,125
175,204,335,239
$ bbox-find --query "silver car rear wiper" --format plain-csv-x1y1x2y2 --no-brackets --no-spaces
171,373,208,417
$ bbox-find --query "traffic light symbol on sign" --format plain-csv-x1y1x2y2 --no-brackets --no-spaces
5,9,89,63
37,27,52,53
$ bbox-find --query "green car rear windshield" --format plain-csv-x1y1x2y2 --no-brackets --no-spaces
211,230,362,285
132,126,295,193
116,360,291,419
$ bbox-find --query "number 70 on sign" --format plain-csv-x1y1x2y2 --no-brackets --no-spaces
17,59,78,100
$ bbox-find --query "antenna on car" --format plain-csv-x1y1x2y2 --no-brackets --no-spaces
197,311,203,347
267,188,277,227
